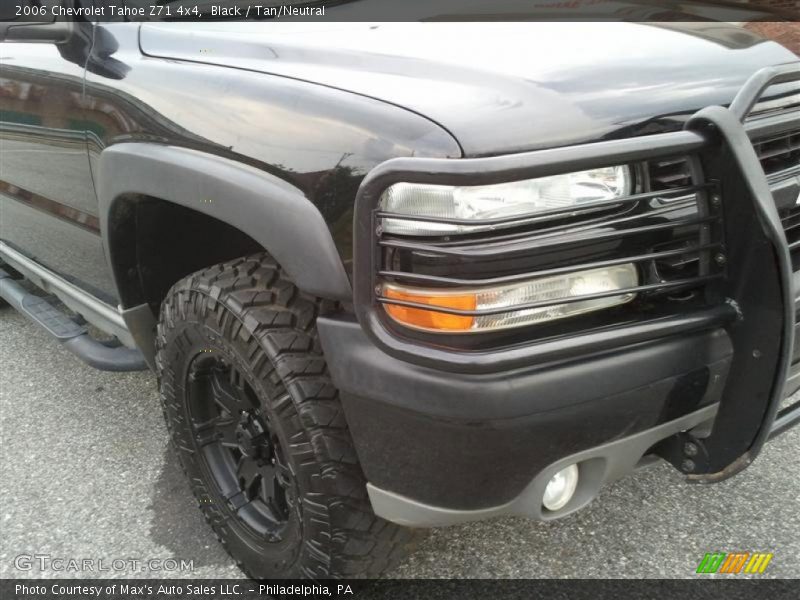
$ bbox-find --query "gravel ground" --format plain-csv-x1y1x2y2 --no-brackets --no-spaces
0,306,798,579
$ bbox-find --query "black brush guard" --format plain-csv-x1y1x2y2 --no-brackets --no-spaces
353,63,800,482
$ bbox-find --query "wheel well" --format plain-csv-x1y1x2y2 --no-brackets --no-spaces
108,195,263,318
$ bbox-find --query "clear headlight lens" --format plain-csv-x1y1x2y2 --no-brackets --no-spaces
380,165,632,236
383,264,638,333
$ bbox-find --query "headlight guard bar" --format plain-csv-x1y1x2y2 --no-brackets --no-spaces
352,62,800,479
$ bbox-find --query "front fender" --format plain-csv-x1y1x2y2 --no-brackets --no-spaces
96,143,353,304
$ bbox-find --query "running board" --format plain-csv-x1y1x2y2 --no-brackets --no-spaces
0,269,147,372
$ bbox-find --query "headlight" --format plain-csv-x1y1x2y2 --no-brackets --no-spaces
380,165,632,236
382,264,639,333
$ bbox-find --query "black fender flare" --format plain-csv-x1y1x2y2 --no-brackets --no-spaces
96,143,353,305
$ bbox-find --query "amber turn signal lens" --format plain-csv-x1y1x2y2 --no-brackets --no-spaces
383,287,477,331
381,264,638,333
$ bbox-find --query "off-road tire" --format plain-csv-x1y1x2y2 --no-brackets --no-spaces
156,253,420,579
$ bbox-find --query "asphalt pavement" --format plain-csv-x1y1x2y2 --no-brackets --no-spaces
1,306,798,579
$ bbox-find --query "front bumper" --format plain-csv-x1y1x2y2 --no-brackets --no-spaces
321,63,800,526
319,315,732,524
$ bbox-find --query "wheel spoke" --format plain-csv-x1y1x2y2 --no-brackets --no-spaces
259,462,278,495
237,455,262,497
274,449,292,489
216,418,238,447
259,474,273,504
210,369,251,415
191,414,237,447
266,448,292,516
192,416,219,432
229,366,245,391
226,491,248,510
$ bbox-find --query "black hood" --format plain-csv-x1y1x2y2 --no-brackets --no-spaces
140,22,798,156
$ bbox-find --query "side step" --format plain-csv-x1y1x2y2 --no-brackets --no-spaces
0,269,148,372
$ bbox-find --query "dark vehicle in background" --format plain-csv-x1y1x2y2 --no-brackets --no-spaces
1,6,799,579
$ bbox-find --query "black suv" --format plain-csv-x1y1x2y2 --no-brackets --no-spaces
1,11,799,579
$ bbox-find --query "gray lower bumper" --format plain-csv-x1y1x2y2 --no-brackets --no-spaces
367,404,719,528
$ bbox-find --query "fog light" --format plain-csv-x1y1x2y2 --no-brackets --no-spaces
542,464,579,511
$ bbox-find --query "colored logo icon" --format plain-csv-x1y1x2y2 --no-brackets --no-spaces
696,552,773,574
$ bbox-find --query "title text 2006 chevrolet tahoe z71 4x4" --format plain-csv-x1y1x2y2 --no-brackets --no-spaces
1,12,799,579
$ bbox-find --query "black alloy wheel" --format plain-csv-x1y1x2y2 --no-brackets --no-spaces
186,356,294,542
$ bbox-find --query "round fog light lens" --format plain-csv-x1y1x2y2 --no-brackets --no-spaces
542,464,579,511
